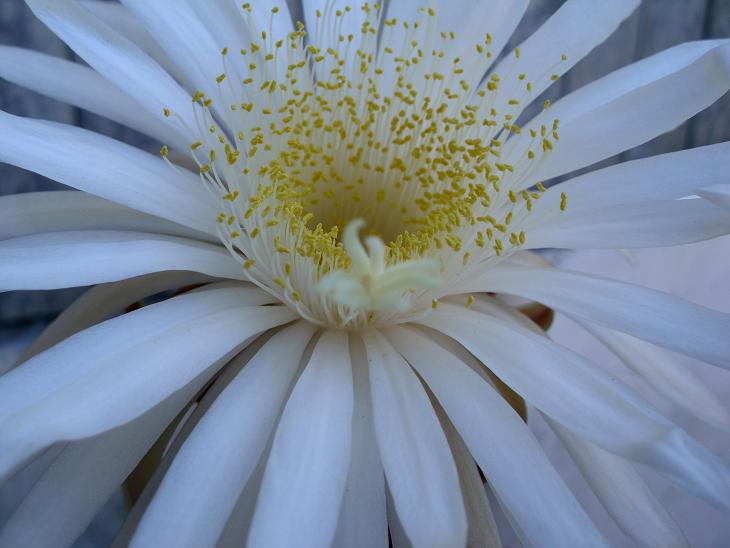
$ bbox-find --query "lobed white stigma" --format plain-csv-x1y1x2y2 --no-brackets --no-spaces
160,3,568,329
319,219,440,313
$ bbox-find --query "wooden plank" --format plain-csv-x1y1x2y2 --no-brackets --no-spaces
688,0,730,148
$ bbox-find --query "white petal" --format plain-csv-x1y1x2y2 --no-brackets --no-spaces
697,183,730,212
0,111,216,234
0,47,186,149
78,0,185,84
0,191,213,242
464,264,730,370
531,142,730,216
0,286,295,481
24,0,199,140
386,487,413,548
131,322,317,548
418,304,730,510
516,40,730,181
490,0,639,116
333,335,388,548
247,330,353,548
108,343,273,547
438,407,502,548
18,272,217,365
548,419,688,548
0,231,241,291
0,379,200,548
362,330,467,548
118,0,238,125
583,325,730,430
387,326,608,548
525,198,730,250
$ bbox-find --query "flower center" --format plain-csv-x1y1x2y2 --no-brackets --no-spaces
161,3,567,329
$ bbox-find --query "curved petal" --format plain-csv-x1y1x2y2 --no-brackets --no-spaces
525,199,730,250
0,47,186,149
438,407,502,548
247,330,353,548
0,377,202,548
531,142,730,218
418,304,730,511
0,231,242,291
24,0,199,140
582,324,730,430
462,264,730,370
0,191,214,242
118,0,238,124
108,340,275,547
0,111,216,234
490,0,640,116
77,0,184,83
129,322,316,548
515,40,730,181
333,335,388,548
18,271,218,365
697,183,730,212
548,419,688,548
0,286,296,481
362,330,467,548
387,325,608,548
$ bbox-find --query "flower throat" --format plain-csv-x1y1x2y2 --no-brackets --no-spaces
160,3,567,328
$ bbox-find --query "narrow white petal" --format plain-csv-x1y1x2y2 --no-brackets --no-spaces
583,325,730,430
363,330,467,548
419,304,730,510
387,326,608,548
131,322,317,548
516,40,730,181
247,330,353,548
0,111,216,234
18,272,217,365
24,0,199,140
525,199,730,250
438,408,502,548
0,231,242,291
118,0,238,125
531,143,730,216
491,0,640,116
0,380,200,548
0,191,213,242
463,264,730,369
386,488,413,548
697,183,730,212
548,419,688,548
333,335,388,548
0,47,186,148
78,0,184,83
108,343,273,548
0,287,295,481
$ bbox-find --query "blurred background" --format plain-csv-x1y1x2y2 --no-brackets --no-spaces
1,0,729,546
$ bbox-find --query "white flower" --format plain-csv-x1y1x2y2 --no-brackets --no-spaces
0,0,729,547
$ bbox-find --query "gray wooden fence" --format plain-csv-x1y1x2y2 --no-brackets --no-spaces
1,0,729,326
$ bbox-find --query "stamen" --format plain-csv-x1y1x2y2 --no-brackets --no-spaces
159,3,567,329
